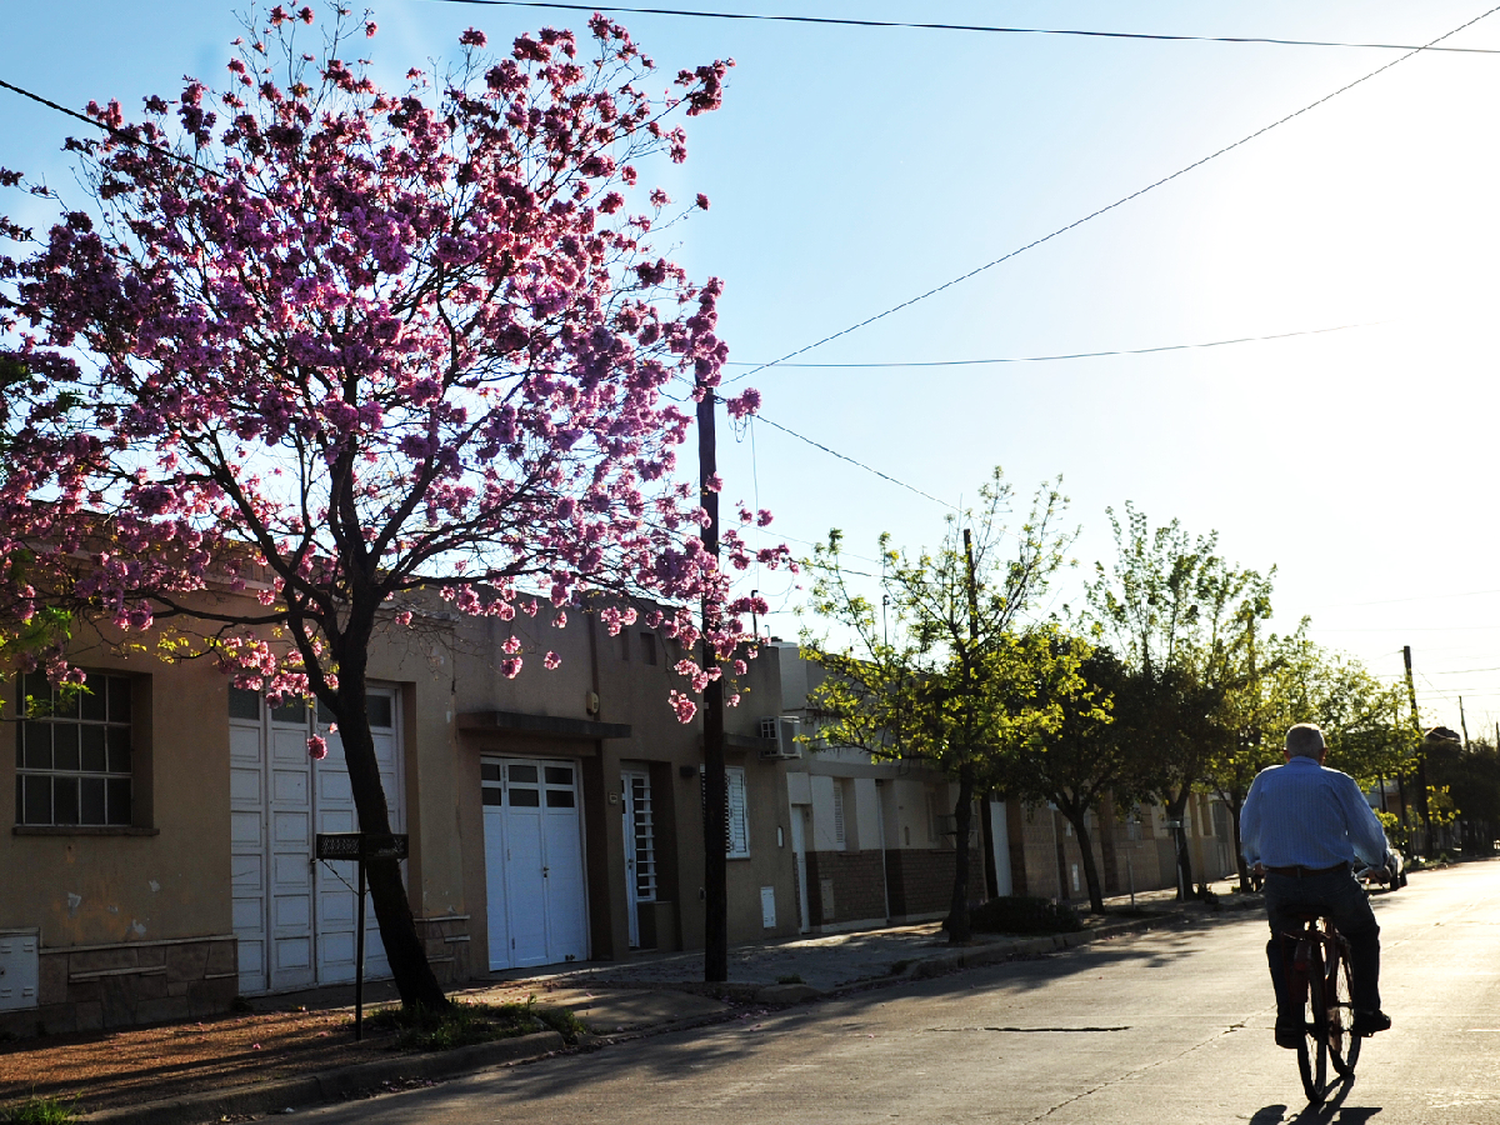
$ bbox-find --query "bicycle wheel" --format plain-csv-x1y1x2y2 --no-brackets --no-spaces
1296,943,1328,1103
1326,934,1361,1078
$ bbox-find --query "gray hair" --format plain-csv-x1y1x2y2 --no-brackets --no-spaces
1285,723,1326,759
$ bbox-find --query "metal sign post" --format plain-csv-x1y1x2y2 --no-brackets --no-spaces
315,832,409,1040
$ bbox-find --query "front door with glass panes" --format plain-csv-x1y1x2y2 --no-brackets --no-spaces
621,769,656,948
482,758,588,970
228,686,404,995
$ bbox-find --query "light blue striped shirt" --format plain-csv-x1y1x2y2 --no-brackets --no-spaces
1240,755,1389,870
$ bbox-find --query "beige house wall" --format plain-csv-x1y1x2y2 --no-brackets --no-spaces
1,631,238,1034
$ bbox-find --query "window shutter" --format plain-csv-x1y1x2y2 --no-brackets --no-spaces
726,767,749,858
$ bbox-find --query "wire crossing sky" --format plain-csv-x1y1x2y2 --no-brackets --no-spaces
420,0,1500,54
5,1,1500,729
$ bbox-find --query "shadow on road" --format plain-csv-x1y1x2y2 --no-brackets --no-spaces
484,910,1279,1104
1252,1074,1383,1122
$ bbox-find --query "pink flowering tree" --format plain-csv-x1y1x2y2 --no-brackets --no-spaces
0,8,779,1009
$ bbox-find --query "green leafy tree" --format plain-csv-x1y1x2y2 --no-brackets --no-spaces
1425,734,1500,854
1002,642,1159,913
1203,625,1410,888
1089,503,1271,900
802,469,1075,943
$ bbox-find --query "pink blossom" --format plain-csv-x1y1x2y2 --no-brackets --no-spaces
669,690,697,723
365,21,378,38
695,193,710,210
460,28,488,47
544,651,561,670
725,388,761,420
307,735,328,760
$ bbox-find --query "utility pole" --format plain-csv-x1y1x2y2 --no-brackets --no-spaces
1459,696,1470,750
698,390,727,983
1403,645,1432,857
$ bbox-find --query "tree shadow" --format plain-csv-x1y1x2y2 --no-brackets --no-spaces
483,912,1279,1103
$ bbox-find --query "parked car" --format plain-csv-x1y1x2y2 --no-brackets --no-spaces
1356,848,1406,891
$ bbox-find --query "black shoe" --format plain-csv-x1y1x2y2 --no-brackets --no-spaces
1353,1009,1391,1037
1275,1024,1303,1049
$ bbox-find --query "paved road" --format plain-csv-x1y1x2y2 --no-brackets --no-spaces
295,861,1500,1124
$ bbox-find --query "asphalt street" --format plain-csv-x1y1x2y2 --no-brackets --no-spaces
288,861,1500,1124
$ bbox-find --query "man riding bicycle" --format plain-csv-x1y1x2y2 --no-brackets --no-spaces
1240,722,1394,1048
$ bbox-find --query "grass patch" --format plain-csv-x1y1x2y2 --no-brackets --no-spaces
775,973,804,985
368,999,587,1051
1,1094,78,1124
969,896,1083,935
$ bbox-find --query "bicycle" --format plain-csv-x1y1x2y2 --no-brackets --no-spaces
1282,911,1360,1102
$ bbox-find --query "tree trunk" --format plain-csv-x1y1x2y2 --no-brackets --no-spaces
1228,798,1251,892
335,679,448,1011
1065,808,1106,914
946,764,975,943
1099,794,1120,897
1167,785,1196,901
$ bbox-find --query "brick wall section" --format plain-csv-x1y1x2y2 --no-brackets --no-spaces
415,915,471,984
885,848,985,917
805,849,885,926
0,937,237,1038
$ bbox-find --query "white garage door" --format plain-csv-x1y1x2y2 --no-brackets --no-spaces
230,688,404,995
483,758,588,971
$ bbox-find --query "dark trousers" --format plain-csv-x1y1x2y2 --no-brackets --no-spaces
1263,868,1381,1023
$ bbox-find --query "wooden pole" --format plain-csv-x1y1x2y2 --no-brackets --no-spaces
1403,645,1432,856
698,390,727,983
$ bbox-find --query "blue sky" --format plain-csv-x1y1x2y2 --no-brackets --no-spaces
6,1,1500,734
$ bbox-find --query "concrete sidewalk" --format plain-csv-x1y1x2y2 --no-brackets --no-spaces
70,882,1258,1125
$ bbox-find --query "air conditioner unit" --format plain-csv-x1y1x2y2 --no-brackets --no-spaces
758,716,802,760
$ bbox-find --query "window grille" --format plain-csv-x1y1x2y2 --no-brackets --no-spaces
628,774,657,900
16,672,133,827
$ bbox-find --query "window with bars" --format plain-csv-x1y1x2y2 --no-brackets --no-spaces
832,781,846,849
726,767,749,858
15,672,134,827
627,774,657,901
701,766,750,858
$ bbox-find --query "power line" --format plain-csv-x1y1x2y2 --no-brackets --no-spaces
417,0,1500,54
726,3,1500,384
739,406,957,511
0,76,210,180
723,324,1370,370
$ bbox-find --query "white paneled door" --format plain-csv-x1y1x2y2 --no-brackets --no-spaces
483,758,588,971
230,688,404,995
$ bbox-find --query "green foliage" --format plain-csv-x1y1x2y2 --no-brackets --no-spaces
801,470,1077,942
1089,503,1274,894
802,468,1075,782
367,998,585,1050
969,895,1083,935
1,1095,78,1125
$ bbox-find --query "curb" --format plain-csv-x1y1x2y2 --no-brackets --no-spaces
78,1030,566,1125
70,898,1265,1124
